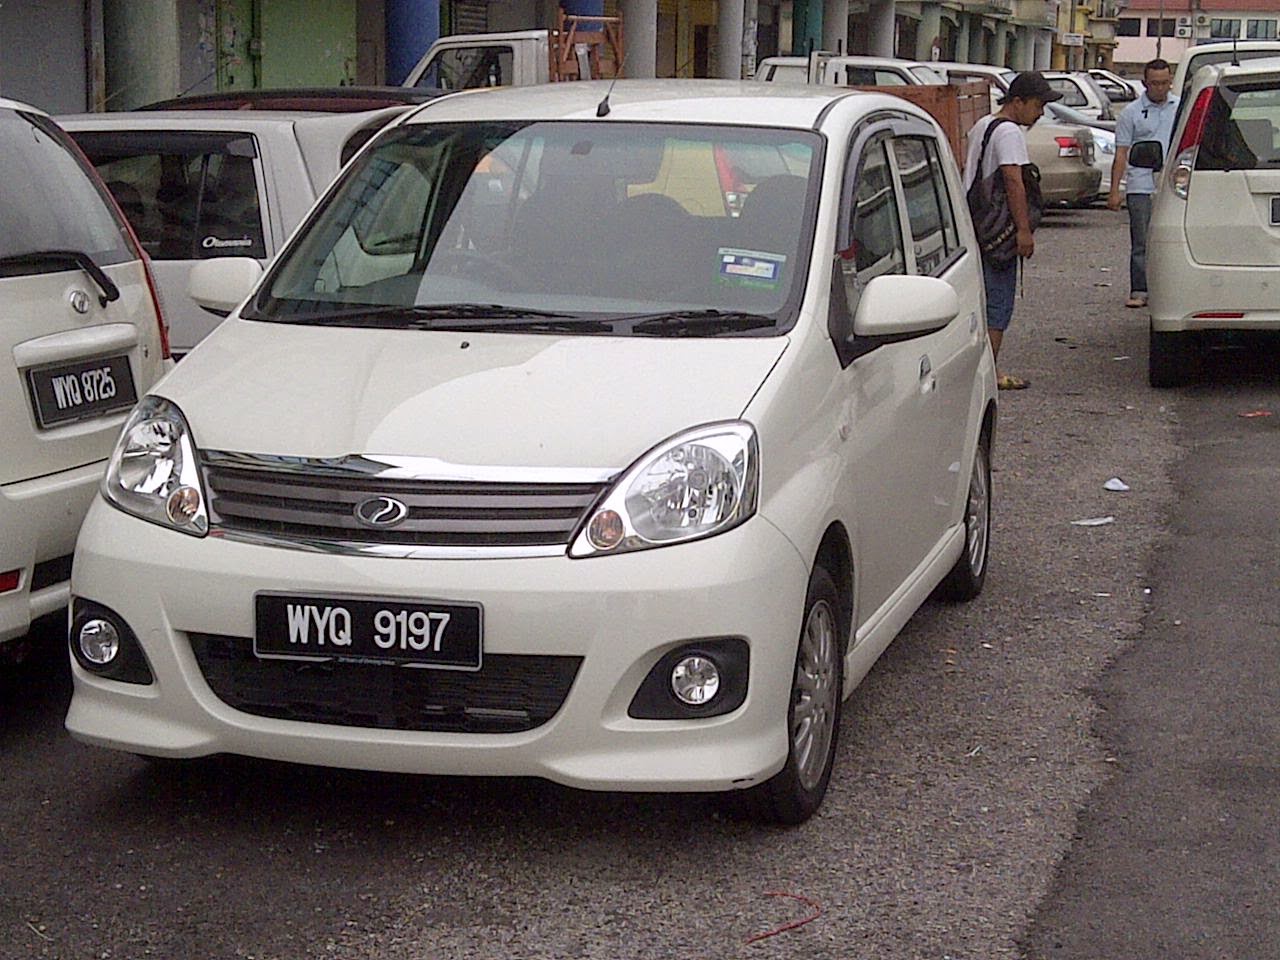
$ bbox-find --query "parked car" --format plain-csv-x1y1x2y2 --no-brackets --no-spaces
934,61,1016,111
1088,67,1141,103
1046,100,1118,199
1044,70,1116,121
0,99,168,652
754,55,808,83
1026,119,1101,206
65,80,997,825
1133,56,1280,385
138,87,436,112
1171,40,1280,130
816,55,947,86
59,107,409,357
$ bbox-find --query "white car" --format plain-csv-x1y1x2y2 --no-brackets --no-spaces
933,61,1016,111
1171,40,1280,122
58,107,408,358
1089,68,1141,104
1044,71,1116,121
1045,100,1119,199
66,81,997,824
754,56,808,83
1135,56,1280,386
818,55,947,86
0,99,168,651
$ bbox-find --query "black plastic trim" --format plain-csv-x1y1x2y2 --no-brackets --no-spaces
69,598,155,685
628,637,749,720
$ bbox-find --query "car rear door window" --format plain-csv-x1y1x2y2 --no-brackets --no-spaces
71,131,267,261
0,109,134,272
892,137,960,275
839,136,906,310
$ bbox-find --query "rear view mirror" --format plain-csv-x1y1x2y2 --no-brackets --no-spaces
187,257,263,317
1129,139,1165,171
852,274,959,339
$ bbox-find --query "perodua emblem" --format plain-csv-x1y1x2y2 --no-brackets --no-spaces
69,290,91,315
354,496,409,528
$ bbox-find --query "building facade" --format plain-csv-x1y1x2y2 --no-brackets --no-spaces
1112,0,1280,70
0,0,1063,114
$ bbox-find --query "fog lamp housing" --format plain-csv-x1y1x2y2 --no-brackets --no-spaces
629,638,748,720
69,599,154,685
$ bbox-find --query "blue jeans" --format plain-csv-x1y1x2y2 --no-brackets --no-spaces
1127,192,1153,296
983,257,1017,332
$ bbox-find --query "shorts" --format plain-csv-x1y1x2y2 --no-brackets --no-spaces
983,257,1017,332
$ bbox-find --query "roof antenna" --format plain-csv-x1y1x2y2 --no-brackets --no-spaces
596,46,630,117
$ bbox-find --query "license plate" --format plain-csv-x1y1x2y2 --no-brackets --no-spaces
1271,196,1280,225
26,354,137,429
254,594,483,670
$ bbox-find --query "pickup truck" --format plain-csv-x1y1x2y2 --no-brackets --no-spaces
403,14,622,91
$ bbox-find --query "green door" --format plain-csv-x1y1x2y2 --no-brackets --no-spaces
260,0,356,87
216,0,257,90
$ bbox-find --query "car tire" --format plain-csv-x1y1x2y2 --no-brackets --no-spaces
1149,326,1193,388
743,565,844,826
937,432,992,603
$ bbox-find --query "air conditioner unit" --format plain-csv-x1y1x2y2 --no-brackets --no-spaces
1195,13,1210,25
1176,24,1193,37
1176,15,1192,26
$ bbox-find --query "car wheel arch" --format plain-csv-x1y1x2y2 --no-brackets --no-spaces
814,522,854,659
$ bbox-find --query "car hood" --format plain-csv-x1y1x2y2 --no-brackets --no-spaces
159,317,788,470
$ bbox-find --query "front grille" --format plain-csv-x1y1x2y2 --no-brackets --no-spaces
32,554,73,592
189,633,581,733
202,460,608,549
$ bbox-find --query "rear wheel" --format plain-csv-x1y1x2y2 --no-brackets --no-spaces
938,433,991,602
745,566,844,825
1149,326,1193,388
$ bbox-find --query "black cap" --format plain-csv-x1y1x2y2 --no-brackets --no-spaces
999,71,1064,105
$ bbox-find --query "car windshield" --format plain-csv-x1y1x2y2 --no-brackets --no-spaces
1197,80,1280,169
252,120,821,337
0,108,135,272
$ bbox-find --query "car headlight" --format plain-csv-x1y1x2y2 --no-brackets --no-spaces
102,396,208,536
569,421,759,558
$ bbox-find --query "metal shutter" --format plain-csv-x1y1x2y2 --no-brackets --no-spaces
453,0,488,35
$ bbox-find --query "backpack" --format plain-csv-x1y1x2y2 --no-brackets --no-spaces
966,118,1044,266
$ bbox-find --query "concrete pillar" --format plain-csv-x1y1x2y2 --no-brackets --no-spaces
993,24,1008,66
793,0,823,55
1034,30,1053,69
916,3,942,61
968,18,985,63
823,0,849,53
717,0,745,77
743,0,759,78
866,0,894,57
619,0,658,77
386,0,439,85
956,14,971,64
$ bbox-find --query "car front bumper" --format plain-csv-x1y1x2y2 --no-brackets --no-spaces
0,460,103,644
67,496,812,792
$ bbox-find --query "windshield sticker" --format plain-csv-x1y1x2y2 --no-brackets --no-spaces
717,248,786,288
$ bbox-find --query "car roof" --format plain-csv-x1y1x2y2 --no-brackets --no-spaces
56,106,406,132
1194,55,1280,85
0,97,48,116
135,86,438,112
401,79,866,128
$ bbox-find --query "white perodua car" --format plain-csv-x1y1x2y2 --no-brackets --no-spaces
67,81,996,823
0,99,169,655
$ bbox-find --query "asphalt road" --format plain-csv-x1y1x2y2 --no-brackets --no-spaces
1,206,1275,960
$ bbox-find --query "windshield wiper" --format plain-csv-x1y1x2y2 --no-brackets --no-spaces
615,309,777,336
284,303,580,326
0,249,120,306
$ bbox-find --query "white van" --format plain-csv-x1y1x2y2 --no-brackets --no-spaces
0,99,168,651
66,81,996,824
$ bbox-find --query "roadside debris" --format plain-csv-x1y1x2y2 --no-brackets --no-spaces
1071,516,1116,527
1103,478,1130,492
1239,410,1272,418
744,892,823,945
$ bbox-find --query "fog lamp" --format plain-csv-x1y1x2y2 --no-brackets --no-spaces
78,618,120,665
166,485,203,526
671,655,721,705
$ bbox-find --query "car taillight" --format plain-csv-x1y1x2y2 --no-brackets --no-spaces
1169,148,1197,200
1176,87,1215,154
1056,136,1081,158
139,251,171,360
0,569,19,593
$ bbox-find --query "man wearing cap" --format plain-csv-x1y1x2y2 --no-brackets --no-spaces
1108,58,1178,309
964,71,1062,390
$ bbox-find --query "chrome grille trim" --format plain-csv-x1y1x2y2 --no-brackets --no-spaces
200,451,616,558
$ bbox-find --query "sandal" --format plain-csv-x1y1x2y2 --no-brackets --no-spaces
1125,295,1148,308
997,374,1030,390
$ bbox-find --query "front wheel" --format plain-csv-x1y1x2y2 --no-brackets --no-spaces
744,566,844,825
938,433,991,602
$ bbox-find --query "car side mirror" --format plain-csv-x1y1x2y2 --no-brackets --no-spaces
187,257,264,317
852,274,959,340
1129,139,1164,171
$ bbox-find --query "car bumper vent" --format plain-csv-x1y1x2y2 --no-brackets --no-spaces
188,633,582,734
